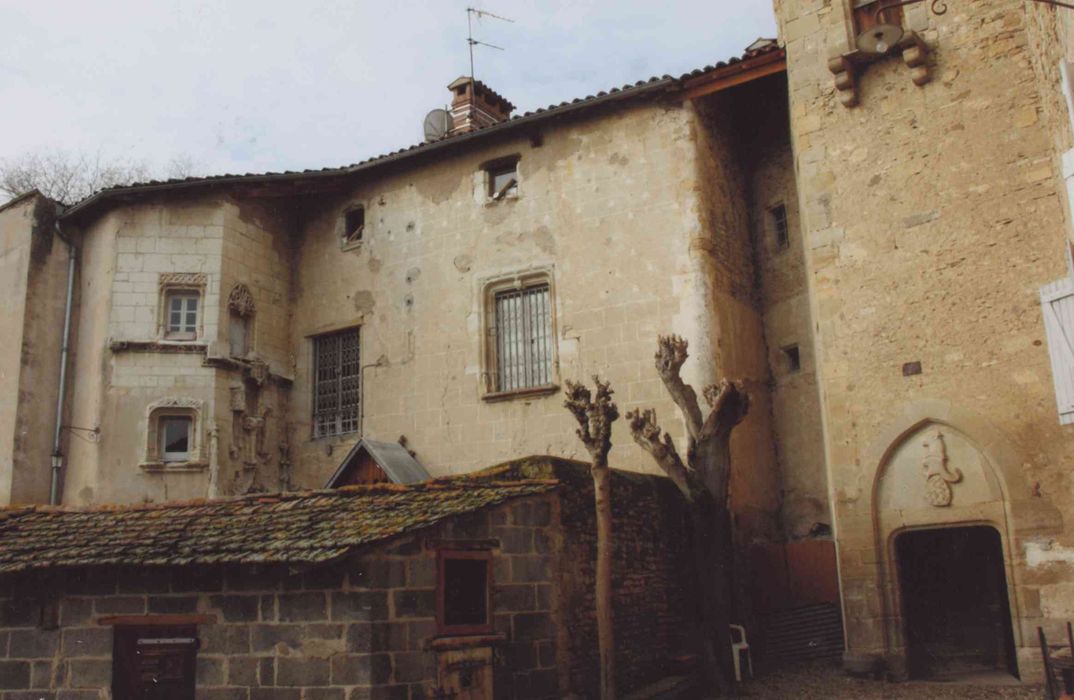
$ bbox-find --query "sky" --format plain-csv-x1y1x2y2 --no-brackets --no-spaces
0,1,777,178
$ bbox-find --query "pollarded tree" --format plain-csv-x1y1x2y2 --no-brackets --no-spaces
625,335,750,695
563,376,619,700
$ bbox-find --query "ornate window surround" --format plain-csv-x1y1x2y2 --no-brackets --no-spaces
157,273,208,342
141,397,208,472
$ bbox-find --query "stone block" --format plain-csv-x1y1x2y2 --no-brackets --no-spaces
278,593,327,622
196,689,248,700
391,651,435,683
330,653,392,685
196,656,225,685
65,659,110,688
305,689,345,700
7,629,58,659
276,657,330,687
170,567,224,593
56,693,97,700
348,685,407,700
227,656,259,686
495,585,536,612
405,559,436,588
209,595,260,622
492,527,533,554
4,692,55,700
0,662,30,690
93,596,146,615
405,621,435,651
61,627,111,657
147,595,199,614
351,560,406,590
250,623,342,653
513,613,553,641
512,502,552,527
332,591,389,621
537,640,556,667
510,556,552,584
0,602,36,628
391,590,435,619
58,599,93,627
115,568,167,594
30,661,54,689
303,566,346,591
199,626,251,655
250,691,300,700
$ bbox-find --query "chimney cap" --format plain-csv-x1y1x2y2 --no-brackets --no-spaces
447,76,516,113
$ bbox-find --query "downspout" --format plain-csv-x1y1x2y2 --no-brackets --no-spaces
49,219,76,506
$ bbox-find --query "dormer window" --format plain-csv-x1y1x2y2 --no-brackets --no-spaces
343,206,365,246
486,157,519,201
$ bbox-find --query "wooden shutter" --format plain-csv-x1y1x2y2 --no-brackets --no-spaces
1041,276,1074,425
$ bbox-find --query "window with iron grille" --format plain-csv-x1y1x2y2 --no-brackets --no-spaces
770,203,789,251
312,329,360,438
492,282,553,393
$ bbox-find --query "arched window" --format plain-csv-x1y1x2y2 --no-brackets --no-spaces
227,283,256,358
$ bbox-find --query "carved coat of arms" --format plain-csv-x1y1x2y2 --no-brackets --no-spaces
921,429,962,507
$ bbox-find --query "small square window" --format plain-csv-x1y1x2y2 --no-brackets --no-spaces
437,549,492,636
343,206,365,244
164,292,199,340
486,159,519,200
783,345,801,373
160,416,192,462
770,204,789,251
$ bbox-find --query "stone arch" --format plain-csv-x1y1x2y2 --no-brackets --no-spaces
860,400,1061,676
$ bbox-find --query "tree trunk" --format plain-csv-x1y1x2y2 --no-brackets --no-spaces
593,457,616,700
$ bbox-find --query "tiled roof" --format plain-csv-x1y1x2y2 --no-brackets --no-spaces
60,41,782,218
0,478,556,573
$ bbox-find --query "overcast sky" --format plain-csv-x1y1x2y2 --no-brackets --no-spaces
0,1,776,177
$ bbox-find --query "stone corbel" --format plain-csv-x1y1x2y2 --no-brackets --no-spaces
830,30,931,108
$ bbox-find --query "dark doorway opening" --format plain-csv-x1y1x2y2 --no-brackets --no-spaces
896,526,1017,679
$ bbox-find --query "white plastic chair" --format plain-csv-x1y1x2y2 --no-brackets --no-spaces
730,624,753,682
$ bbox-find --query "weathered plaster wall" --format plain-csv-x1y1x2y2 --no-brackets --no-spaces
0,198,34,505
286,101,734,490
776,0,1074,675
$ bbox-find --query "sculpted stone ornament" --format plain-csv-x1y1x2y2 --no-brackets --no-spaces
921,429,962,507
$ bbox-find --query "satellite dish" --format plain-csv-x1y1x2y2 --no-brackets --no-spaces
856,24,904,55
423,109,451,142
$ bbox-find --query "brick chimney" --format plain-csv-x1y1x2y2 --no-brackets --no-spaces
447,77,515,135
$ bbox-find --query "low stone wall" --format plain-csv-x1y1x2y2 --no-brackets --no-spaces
0,495,559,699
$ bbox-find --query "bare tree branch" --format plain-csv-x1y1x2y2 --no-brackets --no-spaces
563,376,619,467
699,378,751,442
654,334,704,441
625,407,693,499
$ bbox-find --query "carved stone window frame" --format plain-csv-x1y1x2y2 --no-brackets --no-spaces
142,397,207,472
158,273,207,343
478,266,559,401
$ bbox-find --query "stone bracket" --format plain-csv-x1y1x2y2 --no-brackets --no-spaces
829,31,931,108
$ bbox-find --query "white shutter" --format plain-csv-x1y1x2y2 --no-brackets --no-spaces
1040,276,1074,425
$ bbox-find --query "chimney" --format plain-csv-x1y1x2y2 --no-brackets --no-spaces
447,77,515,135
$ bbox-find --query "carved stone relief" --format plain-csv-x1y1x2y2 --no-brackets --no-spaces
228,283,256,317
920,429,963,507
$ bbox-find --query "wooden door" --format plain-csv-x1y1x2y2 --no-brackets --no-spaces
112,625,198,700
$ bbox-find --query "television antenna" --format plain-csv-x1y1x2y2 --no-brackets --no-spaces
466,7,513,83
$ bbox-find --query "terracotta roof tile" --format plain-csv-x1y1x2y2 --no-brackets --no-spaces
0,478,556,573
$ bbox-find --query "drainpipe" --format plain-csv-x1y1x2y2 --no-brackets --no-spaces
49,220,76,506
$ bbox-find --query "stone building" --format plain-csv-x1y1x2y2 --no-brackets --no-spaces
0,458,691,698
2,0,1074,686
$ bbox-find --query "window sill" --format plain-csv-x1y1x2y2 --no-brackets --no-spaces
484,193,519,206
340,239,363,252
110,340,208,354
482,384,559,403
139,461,208,473
428,633,504,651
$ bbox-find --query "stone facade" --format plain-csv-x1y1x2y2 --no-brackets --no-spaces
775,0,1074,677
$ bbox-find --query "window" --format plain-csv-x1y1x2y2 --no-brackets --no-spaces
160,416,192,462
783,344,801,374
113,625,197,699
313,328,361,438
227,284,255,358
486,157,519,200
437,549,492,636
488,278,554,394
343,206,365,245
770,204,789,251
164,292,199,340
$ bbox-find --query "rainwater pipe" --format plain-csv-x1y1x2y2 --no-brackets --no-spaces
49,217,76,506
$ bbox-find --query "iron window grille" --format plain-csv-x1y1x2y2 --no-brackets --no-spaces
492,283,553,393
312,328,361,439
771,204,790,251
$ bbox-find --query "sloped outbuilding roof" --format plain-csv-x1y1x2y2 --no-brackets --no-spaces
0,477,555,574
324,438,432,488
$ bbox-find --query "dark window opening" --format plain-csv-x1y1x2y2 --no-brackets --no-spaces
344,207,365,244
896,526,1017,680
438,550,492,635
160,416,192,462
770,204,789,250
113,624,198,699
783,345,801,373
486,158,519,200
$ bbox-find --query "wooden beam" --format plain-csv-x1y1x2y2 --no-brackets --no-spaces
98,614,218,626
681,57,787,101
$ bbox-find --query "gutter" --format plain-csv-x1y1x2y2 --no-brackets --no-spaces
50,216,76,506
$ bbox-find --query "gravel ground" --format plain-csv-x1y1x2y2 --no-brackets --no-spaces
735,661,1045,699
